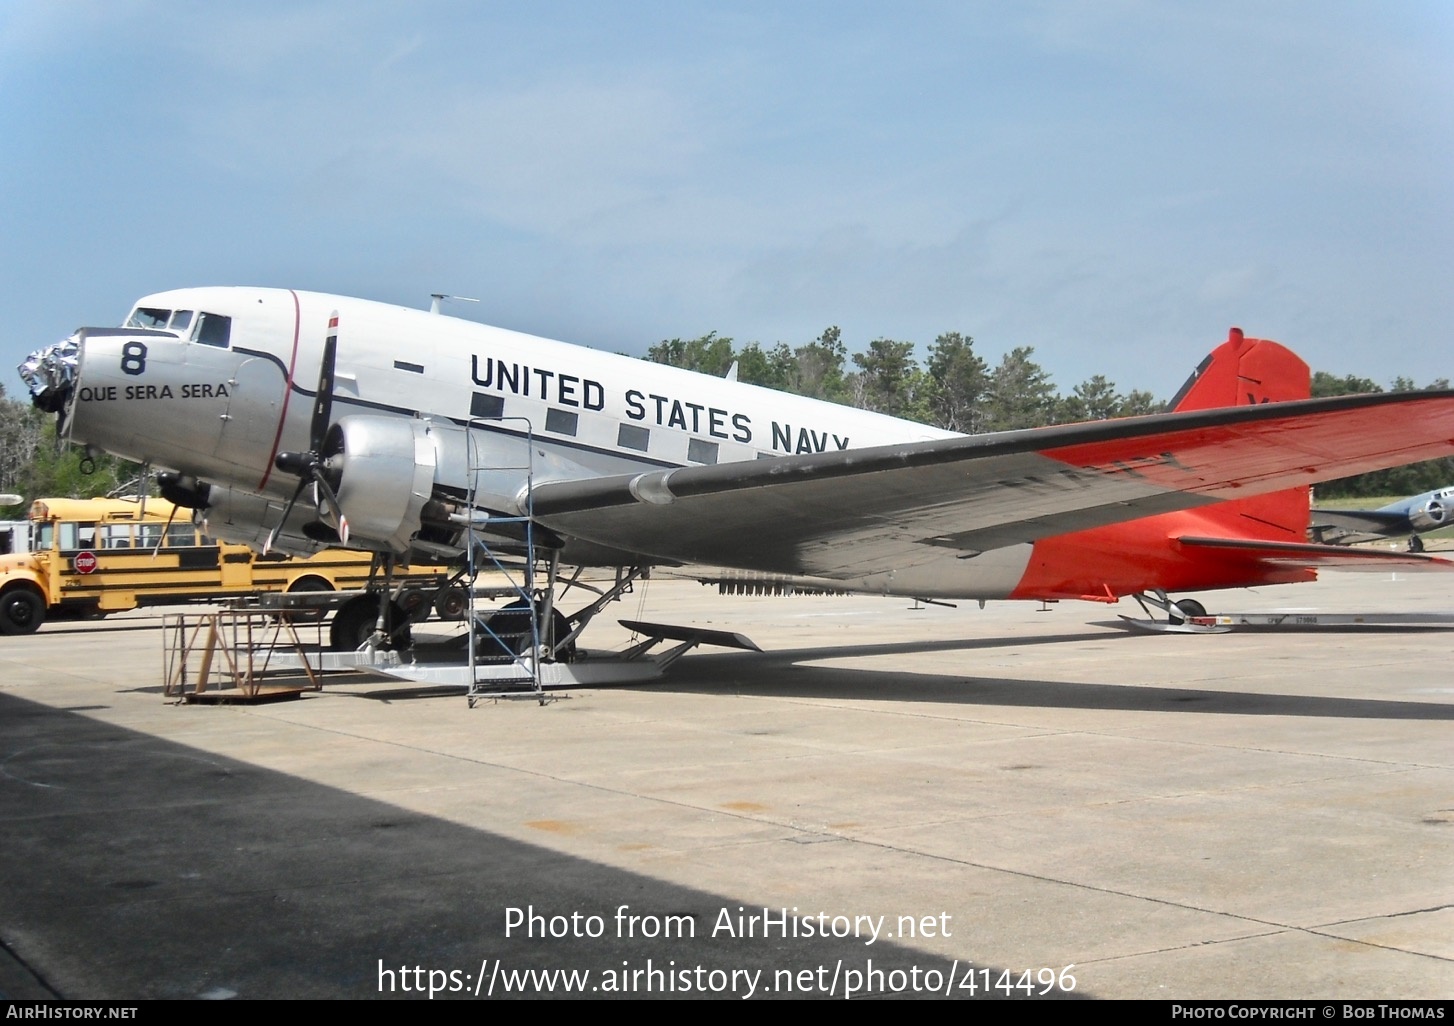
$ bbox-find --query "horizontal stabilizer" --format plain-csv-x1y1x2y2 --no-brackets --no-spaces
1177,536,1454,571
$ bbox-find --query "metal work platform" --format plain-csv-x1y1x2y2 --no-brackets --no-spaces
162,610,324,702
1115,608,1454,634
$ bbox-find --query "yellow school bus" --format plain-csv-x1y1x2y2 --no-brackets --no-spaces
0,496,438,635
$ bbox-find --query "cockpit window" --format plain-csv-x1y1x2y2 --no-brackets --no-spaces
125,307,171,329
169,310,194,332
194,312,232,348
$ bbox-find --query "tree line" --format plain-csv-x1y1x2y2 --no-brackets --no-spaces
0,331,1448,514
0,383,134,515
645,328,1161,432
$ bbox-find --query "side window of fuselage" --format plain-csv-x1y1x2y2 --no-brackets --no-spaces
194,313,232,348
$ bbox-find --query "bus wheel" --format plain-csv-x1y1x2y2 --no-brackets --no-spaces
397,587,432,623
433,586,468,621
282,575,334,623
0,588,45,636
329,594,412,652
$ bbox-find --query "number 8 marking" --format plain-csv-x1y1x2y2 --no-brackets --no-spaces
121,341,148,376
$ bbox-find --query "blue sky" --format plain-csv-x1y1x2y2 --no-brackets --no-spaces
3,1,1452,402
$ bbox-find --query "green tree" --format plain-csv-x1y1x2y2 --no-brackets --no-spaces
0,384,138,504
923,332,988,433
984,347,1057,431
1311,372,1382,398
733,341,797,390
785,326,849,402
646,332,736,376
847,337,927,419
1116,390,1163,417
1055,374,1120,422
0,386,44,502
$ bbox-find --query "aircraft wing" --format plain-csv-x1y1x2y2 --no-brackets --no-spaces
1307,508,1407,545
529,390,1454,578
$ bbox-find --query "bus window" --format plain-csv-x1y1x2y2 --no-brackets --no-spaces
54,522,97,551
100,524,134,549
165,523,199,547
135,524,164,551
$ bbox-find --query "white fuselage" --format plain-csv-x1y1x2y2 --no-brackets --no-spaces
49,287,1045,598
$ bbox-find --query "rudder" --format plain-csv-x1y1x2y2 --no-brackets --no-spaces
1169,327,1311,540
1167,327,1310,412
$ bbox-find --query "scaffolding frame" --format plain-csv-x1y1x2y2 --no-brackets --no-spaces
461,417,550,706
162,610,324,700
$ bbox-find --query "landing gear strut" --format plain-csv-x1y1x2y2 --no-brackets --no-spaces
327,552,414,651
329,593,412,651
469,563,648,669
1122,590,1226,633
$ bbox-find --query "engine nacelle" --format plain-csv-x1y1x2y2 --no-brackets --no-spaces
1408,498,1448,533
200,485,329,557
156,471,212,511
322,416,439,554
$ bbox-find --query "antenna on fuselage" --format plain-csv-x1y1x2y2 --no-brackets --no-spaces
429,293,480,315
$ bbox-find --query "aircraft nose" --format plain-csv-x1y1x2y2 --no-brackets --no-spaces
18,331,82,413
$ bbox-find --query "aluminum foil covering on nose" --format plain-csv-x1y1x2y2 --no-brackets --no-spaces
18,334,80,411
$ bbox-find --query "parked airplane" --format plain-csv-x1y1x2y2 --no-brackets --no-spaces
17,287,1454,670
1310,486,1454,552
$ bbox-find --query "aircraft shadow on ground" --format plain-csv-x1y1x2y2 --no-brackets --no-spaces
631,638,1454,722
0,692,1072,1001
325,626,1454,720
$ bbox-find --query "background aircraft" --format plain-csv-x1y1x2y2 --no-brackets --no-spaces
1309,486,1454,551
18,288,1454,662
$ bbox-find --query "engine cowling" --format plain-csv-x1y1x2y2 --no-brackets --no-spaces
201,486,329,556
320,416,439,554
1408,498,1448,533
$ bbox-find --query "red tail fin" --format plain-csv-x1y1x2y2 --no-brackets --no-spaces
1168,327,1311,411
1170,328,1312,540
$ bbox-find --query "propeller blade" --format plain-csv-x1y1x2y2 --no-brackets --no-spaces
310,468,349,546
266,477,310,554
150,501,178,560
270,311,345,550
137,461,150,521
309,312,340,454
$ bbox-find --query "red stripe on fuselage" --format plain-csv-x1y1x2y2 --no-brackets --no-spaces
257,290,303,490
